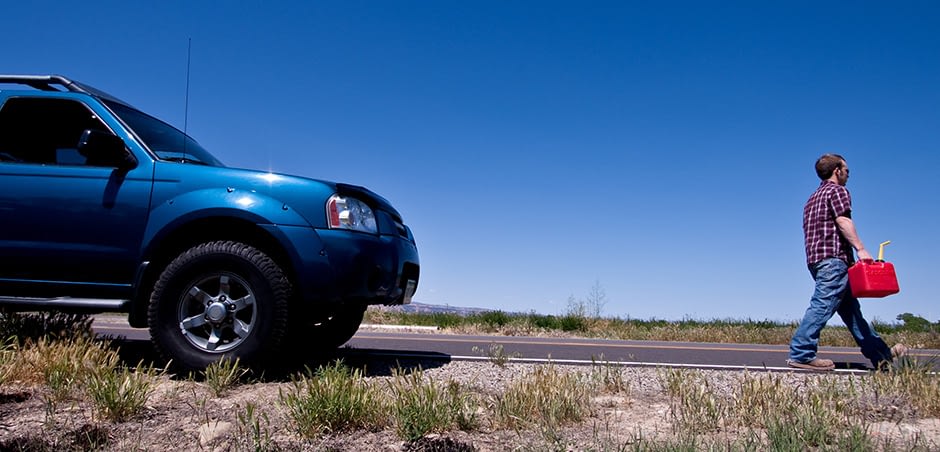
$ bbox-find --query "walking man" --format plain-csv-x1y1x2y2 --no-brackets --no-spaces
788,154,904,371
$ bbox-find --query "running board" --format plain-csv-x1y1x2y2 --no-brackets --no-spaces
0,296,131,312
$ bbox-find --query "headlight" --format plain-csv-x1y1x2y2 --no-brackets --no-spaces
327,195,377,234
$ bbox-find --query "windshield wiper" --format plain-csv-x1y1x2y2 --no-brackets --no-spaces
162,156,209,166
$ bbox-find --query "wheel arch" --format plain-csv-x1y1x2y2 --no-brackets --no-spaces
128,216,296,327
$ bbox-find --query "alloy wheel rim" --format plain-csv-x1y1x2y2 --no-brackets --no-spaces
177,272,257,353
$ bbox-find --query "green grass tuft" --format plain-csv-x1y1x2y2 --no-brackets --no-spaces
204,357,248,397
279,361,384,438
388,368,478,441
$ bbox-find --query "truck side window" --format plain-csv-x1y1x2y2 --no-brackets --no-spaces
0,97,111,166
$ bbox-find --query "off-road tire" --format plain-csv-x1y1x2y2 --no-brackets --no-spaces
148,241,290,372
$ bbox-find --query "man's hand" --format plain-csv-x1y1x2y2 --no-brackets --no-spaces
857,248,873,261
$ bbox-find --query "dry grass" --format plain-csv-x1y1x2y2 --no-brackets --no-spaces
1,311,939,450
653,366,940,450
2,344,938,450
493,363,594,431
387,368,478,441
0,335,159,424
3,337,114,386
868,355,940,416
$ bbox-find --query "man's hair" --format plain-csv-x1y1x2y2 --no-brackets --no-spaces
815,154,846,180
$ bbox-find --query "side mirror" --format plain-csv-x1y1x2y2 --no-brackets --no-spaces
77,129,137,169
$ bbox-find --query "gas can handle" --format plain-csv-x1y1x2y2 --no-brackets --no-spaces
877,240,891,262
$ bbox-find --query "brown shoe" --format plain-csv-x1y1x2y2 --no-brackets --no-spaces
891,344,910,358
787,358,835,371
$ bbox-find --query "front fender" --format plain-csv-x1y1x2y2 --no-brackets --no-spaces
142,187,312,254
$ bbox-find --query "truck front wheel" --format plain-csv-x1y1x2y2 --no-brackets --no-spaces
148,241,290,372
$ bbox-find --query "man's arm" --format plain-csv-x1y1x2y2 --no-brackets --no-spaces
835,216,874,261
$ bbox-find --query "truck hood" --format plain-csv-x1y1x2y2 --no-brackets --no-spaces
151,163,403,227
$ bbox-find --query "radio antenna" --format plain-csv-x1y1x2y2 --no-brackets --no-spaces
184,37,192,135
182,38,192,158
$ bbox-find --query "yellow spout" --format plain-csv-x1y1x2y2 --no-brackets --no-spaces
878,241,891,261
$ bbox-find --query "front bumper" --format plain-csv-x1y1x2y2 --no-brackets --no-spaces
267,224,419,308
317,229,420,305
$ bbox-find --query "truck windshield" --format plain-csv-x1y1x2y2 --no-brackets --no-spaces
104,100,224,167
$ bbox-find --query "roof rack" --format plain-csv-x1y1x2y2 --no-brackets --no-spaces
0,75,85,93
0,74,131,106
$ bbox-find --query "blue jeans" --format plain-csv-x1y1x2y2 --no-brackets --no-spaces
789,258,892,367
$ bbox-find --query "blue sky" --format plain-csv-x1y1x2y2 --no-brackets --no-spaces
3,1,937,323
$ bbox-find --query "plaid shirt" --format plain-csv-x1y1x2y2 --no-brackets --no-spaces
803,180,854,265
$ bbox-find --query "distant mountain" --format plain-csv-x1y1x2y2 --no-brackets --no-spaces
380,301,492,316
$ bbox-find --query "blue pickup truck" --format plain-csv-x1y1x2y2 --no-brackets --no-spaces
0,75,419,370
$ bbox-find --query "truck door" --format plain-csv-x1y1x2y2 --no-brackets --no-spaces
0,96,153,291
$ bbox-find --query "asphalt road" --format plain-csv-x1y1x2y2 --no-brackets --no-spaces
92,316,940,373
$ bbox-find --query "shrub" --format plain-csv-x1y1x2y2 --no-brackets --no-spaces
589,358,629,395
478,310,511,328
526,313,560,330
472,343,518,367
204,358,248,397
559,314,588,332
388,369,478,441
494,364,592,430
235,402,277,452
0,337,17,385
85,359,159,422
659,368,724,434
279,361,383,438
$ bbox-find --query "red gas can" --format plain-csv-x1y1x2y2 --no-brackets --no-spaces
848,259,899,298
